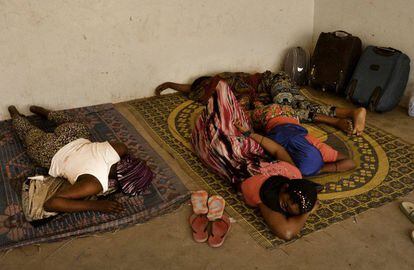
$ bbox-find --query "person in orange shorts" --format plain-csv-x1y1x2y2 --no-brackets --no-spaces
235,101,356,177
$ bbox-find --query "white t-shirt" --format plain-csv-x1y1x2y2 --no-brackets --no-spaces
49,138,121,192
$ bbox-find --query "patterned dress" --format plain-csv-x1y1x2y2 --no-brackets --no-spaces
191,80,304,185
189,71,336,123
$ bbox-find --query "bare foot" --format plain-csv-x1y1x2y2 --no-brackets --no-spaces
352,108,366,136
8,106,23,118
30,105,50,118
336,119,353,135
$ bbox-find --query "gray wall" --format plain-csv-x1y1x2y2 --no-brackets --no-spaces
0,0,314,119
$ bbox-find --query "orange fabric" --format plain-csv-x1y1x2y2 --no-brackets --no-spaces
305,134,338,163
240,175,269,207
240,161,302,207
265,116,300,133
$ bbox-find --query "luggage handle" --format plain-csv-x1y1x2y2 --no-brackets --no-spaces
334,30,352,37
369,87,383,112
373,46,401,56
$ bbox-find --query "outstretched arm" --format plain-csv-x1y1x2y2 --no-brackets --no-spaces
320,152,356,173
155,82,191,96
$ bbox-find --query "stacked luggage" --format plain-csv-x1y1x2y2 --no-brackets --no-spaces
295,30,411,112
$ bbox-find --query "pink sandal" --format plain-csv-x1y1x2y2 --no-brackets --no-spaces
191,190,209,215
189,214,209,243
208,214,231,248
207,195,225,221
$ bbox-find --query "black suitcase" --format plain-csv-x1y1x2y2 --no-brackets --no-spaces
309,31,362,94
346,46,410,112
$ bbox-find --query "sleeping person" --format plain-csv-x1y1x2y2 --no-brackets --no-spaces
8,105,127,216
156,70,367,136
235,101,356,177
191,80,323,240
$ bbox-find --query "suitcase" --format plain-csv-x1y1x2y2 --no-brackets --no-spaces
309,31,362,94
283,47,310,86
346,46,410,112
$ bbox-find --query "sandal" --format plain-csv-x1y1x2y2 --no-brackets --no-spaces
208,214,231,248
207,195,225,221
189,214,209,243
191,190,209,215
400,202,414,224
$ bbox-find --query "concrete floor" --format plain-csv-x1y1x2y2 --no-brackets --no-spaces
1,93,414,270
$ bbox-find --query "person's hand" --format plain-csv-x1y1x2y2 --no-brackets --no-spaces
155,82,171,96
97,200,124,213
233,119,251,134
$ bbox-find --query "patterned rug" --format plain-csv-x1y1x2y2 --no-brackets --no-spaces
0,104,189,251
123,93,414,249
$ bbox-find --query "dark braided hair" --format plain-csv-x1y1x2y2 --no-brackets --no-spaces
260,176,321,215
286,179,320,214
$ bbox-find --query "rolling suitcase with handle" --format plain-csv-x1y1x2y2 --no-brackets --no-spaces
346,46,410,112
310,31,362,94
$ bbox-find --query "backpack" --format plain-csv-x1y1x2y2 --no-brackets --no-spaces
283,47,310,86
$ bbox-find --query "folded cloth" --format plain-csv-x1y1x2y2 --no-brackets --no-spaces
116,155,154,196
22,176,67,222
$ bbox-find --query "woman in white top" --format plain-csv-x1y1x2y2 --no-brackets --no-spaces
9,105,126,213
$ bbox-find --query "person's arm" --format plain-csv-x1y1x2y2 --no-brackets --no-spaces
155,82,191,95
259,201,318,240
44,175,124,213
249,132,295,166
234,120,294,165
320,152,356,173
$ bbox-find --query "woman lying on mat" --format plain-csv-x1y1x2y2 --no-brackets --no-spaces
155,71,367,136
235,102,356,177
191,80,321,240
8,105,127,214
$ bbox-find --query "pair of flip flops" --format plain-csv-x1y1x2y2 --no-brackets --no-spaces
399,201,414,242
189,190,231,248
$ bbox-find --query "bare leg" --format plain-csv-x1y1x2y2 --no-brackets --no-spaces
44,175,123,213
30,105,78,127
155,82,191,96
320,152,356,173
314,114,353,135
335,107,367,136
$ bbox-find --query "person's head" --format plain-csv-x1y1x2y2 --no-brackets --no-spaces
260,176,321,216
191,76,212,92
